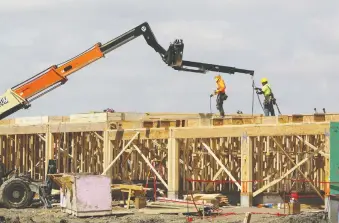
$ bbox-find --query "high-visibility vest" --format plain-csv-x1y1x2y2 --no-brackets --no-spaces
261,84,272,99
216,78,226,93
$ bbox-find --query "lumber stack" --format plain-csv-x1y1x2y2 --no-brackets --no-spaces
183,194,229,208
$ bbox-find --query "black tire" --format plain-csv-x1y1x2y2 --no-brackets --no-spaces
0,178,33,208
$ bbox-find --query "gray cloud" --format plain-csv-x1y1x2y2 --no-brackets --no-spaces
0,0,338,118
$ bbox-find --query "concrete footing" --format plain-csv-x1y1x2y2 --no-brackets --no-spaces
241,193,253,207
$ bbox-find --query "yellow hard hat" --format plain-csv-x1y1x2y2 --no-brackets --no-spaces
261,78,268,83
214,75,221,80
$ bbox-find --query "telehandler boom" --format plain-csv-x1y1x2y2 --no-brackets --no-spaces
0,22,254,119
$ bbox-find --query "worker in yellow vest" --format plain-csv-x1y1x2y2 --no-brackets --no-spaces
210,75,228,117
255,78,275,116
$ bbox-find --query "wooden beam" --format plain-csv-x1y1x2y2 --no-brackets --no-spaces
44,131,53,177
49,123,106,133
152,139,168,149
173,123,329,138
296,135,329,157
108,129,169,140
167,135,179,198
271,136,324,201
205,168,224,191
93,132,104,141
101,132,139,175
37,134,46,141
0,125,47,135
58,147,77,160
202,143,241,190
253,143,322,197
179,159,192,171
132,144,168,189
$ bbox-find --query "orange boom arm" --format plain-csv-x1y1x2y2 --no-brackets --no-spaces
0,21,253,120
13,44,103,99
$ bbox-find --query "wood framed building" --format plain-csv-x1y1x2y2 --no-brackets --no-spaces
0,112,332,206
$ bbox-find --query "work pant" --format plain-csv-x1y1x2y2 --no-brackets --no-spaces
264,100,275,116
216,92,227,117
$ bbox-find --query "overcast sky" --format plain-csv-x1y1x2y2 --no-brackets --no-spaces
0,0,338,118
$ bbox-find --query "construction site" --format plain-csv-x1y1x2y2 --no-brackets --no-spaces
0,111,333,223
0,2,338,222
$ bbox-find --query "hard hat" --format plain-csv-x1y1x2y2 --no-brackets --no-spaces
214,75,221,80
261,78,268,83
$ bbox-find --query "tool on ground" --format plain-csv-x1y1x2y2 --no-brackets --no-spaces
0,22,254,120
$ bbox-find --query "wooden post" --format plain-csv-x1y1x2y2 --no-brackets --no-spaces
167,129,179,199
241,134,253,207
243,212,252,223
44,126,53,178
102,130,111,177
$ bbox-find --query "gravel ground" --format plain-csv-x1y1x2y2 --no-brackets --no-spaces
0,207,329,223
267,211,329,223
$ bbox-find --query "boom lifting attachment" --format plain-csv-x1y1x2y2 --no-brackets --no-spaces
0,22,254,120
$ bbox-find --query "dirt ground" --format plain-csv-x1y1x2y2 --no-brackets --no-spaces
0,206,329,223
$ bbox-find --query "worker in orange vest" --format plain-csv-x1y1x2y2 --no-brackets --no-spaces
210,75,228,117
